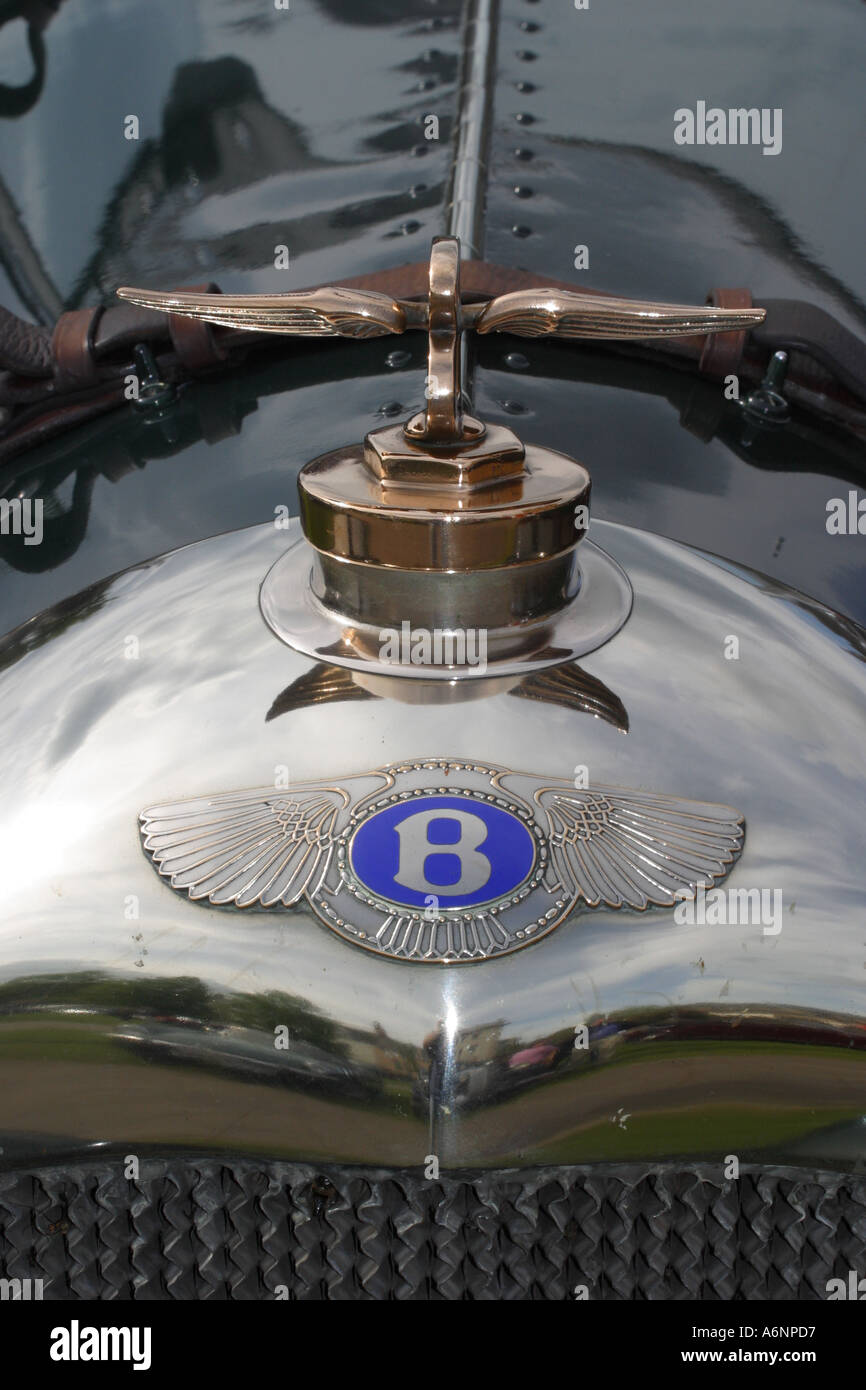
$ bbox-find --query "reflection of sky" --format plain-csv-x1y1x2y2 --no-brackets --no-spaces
488,0,865,320
0,365,395,631
611,0,864,294
0,0,458,313
0,0,861,632
0,0,862,310
0,0,202,310
0,520,864,1053
476,370,866,628
2,349,864,637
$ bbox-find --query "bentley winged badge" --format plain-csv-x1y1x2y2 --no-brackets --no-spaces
128,239,753,961
141,760,744,963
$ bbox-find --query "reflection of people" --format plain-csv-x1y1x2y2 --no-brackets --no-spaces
415,1020,449,1122
422,1020,448,1071
508,1042,558,1072
370,1020,400,1075
584,1014,627,1064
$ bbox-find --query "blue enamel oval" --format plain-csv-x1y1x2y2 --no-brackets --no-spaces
349,795,536,910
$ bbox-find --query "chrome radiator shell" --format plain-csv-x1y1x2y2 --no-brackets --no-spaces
0,519,864,1175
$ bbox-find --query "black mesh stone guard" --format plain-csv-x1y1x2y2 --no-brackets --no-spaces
1,1158,865,1300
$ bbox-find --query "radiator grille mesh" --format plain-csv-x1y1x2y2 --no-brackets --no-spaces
1,1160,864,1300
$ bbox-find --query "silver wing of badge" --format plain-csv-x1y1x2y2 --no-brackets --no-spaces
139,775,384,909
497,774,745,910
140,760,745,963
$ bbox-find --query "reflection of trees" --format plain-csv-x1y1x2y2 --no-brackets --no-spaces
0,970,349,1058
0,971,435,1079
500,1000,866,1068
220,0,460,32
314,0,461,24
70,54,440,306
540,134,866,330
72,57,321,303
0,571,114,672
222,988,348,1058
0,969,212,1019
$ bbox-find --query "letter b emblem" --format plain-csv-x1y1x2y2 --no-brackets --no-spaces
393,809,491,894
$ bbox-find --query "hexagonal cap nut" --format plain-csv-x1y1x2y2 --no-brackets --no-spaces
364,420,526,489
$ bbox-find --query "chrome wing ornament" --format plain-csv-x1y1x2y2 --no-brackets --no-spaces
119,235,764,449
118,281,762,342
118,233,761,447
116,286,406,339
473,290,761,339
141,760,745,963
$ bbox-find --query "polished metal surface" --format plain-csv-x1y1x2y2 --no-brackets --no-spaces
1,518,865,1170
364,418,525,486
405,236,466,442
266,659,630,731
510,662,629,732
259,529,632,678
295,440,590,572
141,757,743,963
0,0,864,1189
310,546,581,628
280,240,636,680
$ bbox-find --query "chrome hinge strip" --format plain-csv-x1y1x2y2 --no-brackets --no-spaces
446,0,500,260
